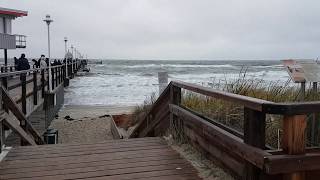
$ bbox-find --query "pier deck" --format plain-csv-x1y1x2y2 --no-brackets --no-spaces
0,137,201,180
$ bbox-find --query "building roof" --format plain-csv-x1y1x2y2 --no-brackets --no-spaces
0,7,28,17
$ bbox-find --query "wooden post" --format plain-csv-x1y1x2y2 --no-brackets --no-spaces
299,82,305,101
170,85,182,139
33,70,38,105
21,73,27,114
310,82,318,145
0,80,3,153
56,67,58,87
0,119,3,153
2,77,8,113
20,73,28,146
244,108,266,180
51,68,55,89
41,69,45,97
282,115,307,180
59,67,61,84
4,49,7,72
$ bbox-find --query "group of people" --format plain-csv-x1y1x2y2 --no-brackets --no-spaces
14,54,30,71
14,54,65,71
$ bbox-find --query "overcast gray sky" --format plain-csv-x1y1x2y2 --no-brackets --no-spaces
0,0,319,60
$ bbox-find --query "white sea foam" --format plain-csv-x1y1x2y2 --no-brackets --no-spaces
64,60,291,106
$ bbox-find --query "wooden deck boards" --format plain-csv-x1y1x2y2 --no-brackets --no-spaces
0,137,202,180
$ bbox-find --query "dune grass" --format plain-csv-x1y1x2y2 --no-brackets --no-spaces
132,72,320,148
182,73,320,148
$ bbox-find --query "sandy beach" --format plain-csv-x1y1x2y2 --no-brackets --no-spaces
49,105,135,144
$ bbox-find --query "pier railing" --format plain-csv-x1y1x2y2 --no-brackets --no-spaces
0,60,81,151
130,80,320,180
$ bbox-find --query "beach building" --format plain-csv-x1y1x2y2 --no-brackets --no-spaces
0,7,27,69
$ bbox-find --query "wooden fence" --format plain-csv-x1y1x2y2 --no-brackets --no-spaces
0,60,81,151
130,80,320,180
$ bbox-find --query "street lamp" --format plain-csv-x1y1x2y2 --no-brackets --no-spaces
43,14,53,92
71,45,74,76
64,37,68,78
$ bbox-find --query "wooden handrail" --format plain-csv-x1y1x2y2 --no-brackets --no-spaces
172,80,274,111
130,80,320,179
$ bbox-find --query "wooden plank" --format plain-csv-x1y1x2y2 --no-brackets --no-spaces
41,69,45,98
0,137,201,180
33,70,38,105
0,158,189,179
130,85,170,138
5,144,170,162
20,73,27,115
182,105,244,139
244,107,266,180
0,80,3,153
1,87,44,145
72,169,200,180
172,81,271,111
169,104,270,169
9,137,163,152
4,163,194,180
170,85,182,139
265,153,320,174
0,154,182,174
1,148,177,169
138,103,169,137
282,115,307,180
2,115,36,146
7,140,167,157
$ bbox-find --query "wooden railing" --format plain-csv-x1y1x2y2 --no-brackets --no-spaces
130,80,320,180
0,60,81,152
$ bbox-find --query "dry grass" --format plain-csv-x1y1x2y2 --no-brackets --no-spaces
182,73,320,148
132,72,320,148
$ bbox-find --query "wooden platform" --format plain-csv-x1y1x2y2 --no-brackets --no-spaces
0,137,201,180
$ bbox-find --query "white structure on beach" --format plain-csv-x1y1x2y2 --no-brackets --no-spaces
0,7,28,66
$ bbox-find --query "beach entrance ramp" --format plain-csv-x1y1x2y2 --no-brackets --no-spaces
0,137,201,179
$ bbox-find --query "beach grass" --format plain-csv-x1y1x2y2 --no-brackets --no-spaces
132,72,320,148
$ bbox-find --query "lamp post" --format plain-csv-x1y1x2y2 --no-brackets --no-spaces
71,45,74,76
64,37,68,78
43,15,53,92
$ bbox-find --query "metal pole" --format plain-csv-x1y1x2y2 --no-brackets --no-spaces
64,38,68,77
71,46,74,75
47,24,52,92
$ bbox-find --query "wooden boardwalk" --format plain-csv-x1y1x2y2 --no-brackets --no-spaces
0,137,201,180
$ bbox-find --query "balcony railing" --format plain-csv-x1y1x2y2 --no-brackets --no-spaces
0,33,16,49
0,33,27,49
15,34,26,48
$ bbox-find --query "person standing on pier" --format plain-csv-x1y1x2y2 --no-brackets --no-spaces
32,59,39,68
38,55,47,68
17,54,30,71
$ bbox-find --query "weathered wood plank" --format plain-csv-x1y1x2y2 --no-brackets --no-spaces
0,137,201,180
282,115,307,180
1,87,44,145
169,104,270,169
2,115,36,146
244,107,266,180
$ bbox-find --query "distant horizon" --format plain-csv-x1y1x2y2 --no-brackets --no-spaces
0,57,316,63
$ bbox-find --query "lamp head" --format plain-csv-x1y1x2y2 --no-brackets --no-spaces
43,14,53,25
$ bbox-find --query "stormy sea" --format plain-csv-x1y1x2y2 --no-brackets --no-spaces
64,60,290,106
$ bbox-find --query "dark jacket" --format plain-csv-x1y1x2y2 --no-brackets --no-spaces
17,57,30,71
